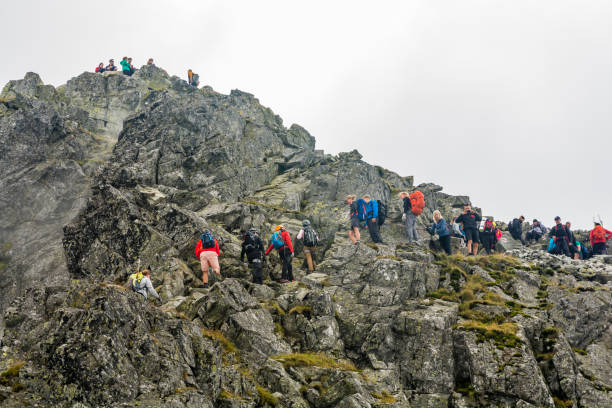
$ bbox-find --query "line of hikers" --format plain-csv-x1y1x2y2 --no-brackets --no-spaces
127,193,612,297
93,58,200,87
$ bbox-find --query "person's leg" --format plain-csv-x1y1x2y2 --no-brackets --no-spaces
304,247,314,272
200,253,210,284
208,252,221,276
560,239,570,257
467,240,473,254
404,213,411,240
369,219,382,243
284,248,294,281
279,250,288,281
440,235,452,255
408,213,419,241
251,260,263,284
348,229,356,244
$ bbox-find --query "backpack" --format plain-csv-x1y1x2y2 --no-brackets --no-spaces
356,199,367,221
131,272,144,290
547,238,556,253
409,191,425,216
192,73,199,85
303,226,318,247
377,201,387,226
592,227,606,242
201,231,215,249
270,231,285,249
243,230,258,251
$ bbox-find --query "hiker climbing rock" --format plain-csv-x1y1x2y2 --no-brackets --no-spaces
195,230,221,288
549,216,570,257
480,219,499,255
401,191,424,242
525,219,546,244
265,225,294,283
105,59,117,71
346,195,364,245
296,219,319,272
508,216,525,244
95,62,105,73
241,228,265,284
590,222,612,255
429,210,451,255
454,205,481,255
363,195,383,244
188,69,199,87
128,269,161,303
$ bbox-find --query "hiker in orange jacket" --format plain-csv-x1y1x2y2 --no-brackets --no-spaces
590,223,612,255
265,225,294,283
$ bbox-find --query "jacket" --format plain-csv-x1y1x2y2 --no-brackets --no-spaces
241,233,264,262
590,225,612,245
265,230,294,255
366,200,378,220
549,224,569,241
429,219,450,237
509,218,523,234
530,224,545,235
195,239,221,258
133,276,161,301
402,197,412,214
120,59,131,72
455,211,481,230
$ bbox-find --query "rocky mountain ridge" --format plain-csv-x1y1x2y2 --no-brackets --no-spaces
0,67,611,407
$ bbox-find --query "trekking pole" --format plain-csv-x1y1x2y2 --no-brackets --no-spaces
137,258,141,273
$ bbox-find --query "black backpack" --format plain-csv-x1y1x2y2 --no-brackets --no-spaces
201,231,215,249
377,200,388,226
244,230,259,251
303,226,318,247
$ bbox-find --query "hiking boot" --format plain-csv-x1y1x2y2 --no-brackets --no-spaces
279,279,289,283
354,240,360,246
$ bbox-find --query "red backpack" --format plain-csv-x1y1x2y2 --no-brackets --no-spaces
409,191,425,216
592,226,606,242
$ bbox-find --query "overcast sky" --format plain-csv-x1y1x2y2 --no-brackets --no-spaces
2,0,610,229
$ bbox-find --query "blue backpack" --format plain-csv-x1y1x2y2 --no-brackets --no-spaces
547,238,556,253
356,199,367,221
201,231,215,249
270,231,285,249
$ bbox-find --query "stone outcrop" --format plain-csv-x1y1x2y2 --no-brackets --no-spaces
1,68,611,407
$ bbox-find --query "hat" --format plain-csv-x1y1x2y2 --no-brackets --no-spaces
554,216,561,221
302,220,310,227
533,219,538,223
275,225,285,231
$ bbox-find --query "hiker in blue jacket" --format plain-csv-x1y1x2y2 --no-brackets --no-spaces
363,195,383,244
429,210,451,254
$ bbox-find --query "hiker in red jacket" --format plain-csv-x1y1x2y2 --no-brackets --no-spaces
195,231,221,288
590,223,612,255
265,225,294,283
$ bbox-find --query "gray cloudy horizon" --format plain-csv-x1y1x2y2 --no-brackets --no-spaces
2,0,610,230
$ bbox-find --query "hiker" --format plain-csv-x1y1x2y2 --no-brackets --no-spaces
106,59,117,71
454,205,482,255
525,219,546,244
480,219,499,255
120,57,132,76
128,57,136,75
241,228,265,284
400,191,423,243
195,231,221,288
346,195,364,245
128,269,161,303
549,216,570,257
265,225,294,283
508,216,525,244
363,195,383,244
95,62,105,73
429,210,451,255
565,222,579,259
187,69,199,87
590,222,612,255
147,58,155,66
296,220,319,272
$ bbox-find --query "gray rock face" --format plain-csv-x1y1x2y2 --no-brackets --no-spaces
1,69,612,407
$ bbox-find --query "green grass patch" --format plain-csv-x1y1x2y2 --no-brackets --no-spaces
288,305,312,316
0,362,25,385
272,353,358,372
371,390,396,404
219,389,244,400
572,347,587,356
257,385,279,406
457,321,522,349
201,329,238,354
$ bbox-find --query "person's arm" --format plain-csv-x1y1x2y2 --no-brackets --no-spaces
283,231,294,253
429,222,435,235
455,215,463,224
589,230,594,246
403,198,411,213
296,229,304,240
145,278,161,301
475,213,482,222
265,243,273,256
605,229,612,240
240,242,246,262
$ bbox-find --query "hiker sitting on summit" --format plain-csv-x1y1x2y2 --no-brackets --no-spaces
549,216,570,257
265,225,294,283
106,59,117,71
525,219,546,244
195,231,221,288
296,219,319,272
453,205,481,256
590,222,612,255
429,210,451,255
95,63,106,73
363,195,383,244
346,195,364,245
241,228,265,284
128,269,161,303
